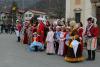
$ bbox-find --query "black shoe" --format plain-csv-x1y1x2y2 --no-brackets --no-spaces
34,46,38,52
47,53,51,55
86,58,91,61
91,58,95,61
91,50,95,61
18,37,20,42
87,50,92,61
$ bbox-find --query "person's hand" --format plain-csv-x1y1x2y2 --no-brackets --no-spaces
79,37,82,40
84,35,87,38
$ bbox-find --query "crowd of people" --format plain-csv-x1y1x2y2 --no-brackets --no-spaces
0,23,15,34
15,17,99,63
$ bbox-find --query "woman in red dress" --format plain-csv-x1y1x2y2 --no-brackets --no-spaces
23,22,29,44
63,27,68,56
23,28,28,44
77,22,84,52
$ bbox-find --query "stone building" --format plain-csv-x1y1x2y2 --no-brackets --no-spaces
65,0,100,28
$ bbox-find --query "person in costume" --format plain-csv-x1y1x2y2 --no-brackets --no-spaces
85,17,99,61
54,26,61,54
37,16,46,45
31,22,37,33
63,27,71,56
63,27,70,56
23,28,28,44
58,26,67,56
44,21,50,49
64,21,84,62
27,24,33,45
23,22,29,44
77,22,84,53
29,32,44,51
15,20,22,42
46,27,55,55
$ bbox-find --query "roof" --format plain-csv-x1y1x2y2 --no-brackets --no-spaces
26,10,46,15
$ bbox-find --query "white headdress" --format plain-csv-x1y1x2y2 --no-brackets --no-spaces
37,16,47,25
37,16,43,21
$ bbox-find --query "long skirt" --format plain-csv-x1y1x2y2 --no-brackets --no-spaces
46,42,55,54
63,43,68,56
64,44,84,62
58,41,64,56
29,42,44,51
23,33,28,44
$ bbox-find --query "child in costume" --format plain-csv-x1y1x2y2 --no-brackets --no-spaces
46,27,55,55
54,26,61,54
58,26,67,56
29,32,44,51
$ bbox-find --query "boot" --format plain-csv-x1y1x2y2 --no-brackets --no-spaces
91,50,95,60
34,46,38,52
87,50,91,60
18,36,20,42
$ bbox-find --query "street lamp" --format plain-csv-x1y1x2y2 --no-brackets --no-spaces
11,2,17,25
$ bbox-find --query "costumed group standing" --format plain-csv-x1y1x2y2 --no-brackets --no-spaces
15,16,99,63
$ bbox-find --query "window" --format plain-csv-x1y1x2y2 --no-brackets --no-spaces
75,13,81,23
29,14,32,17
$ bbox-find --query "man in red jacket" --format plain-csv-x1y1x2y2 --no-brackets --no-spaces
16,21,22,42
85,17,99,61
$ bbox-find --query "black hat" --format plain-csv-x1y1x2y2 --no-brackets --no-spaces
87,17,94,23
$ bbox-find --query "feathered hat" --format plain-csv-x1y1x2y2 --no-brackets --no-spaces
70,20,76,27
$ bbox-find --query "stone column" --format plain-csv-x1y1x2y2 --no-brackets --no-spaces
65,0,71,22
83,0,92,29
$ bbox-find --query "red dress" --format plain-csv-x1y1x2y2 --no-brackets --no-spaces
23,29,28,44
77,27,83,52
63,32,68,56
37,21,45,44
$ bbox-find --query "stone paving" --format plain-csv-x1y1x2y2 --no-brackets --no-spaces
0,33,100,67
